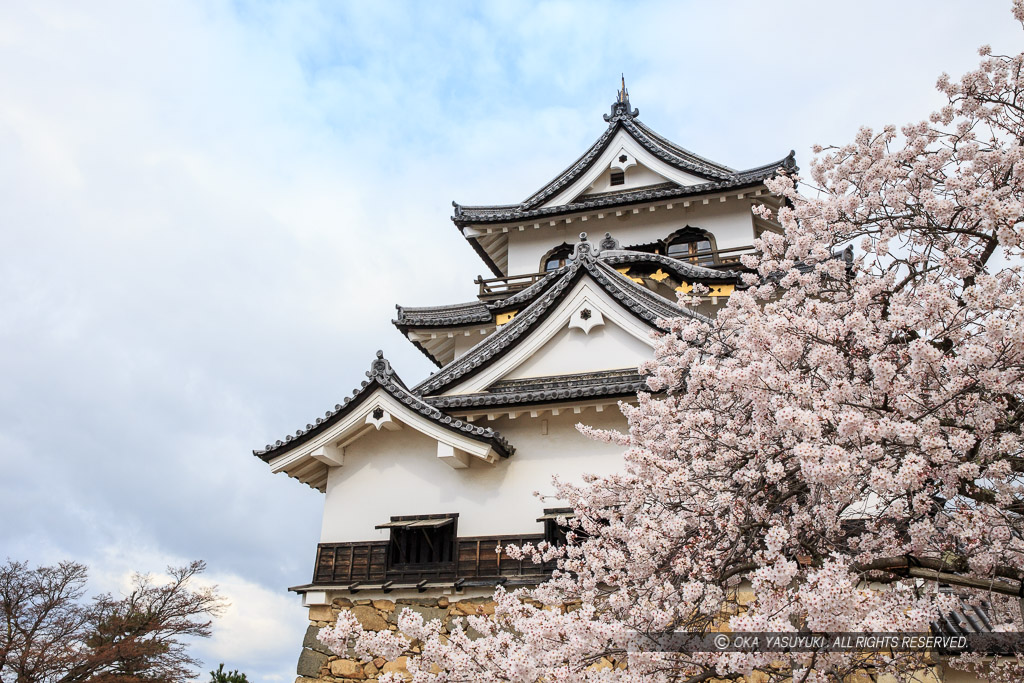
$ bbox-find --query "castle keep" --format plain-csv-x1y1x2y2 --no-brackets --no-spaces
255,82,793,680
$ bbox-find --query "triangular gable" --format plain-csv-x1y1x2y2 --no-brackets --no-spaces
413,238,705,397
542,128,708,208
256,352,514,490
456,279,657,392
510,107,737,214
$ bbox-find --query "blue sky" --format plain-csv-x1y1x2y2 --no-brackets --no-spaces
1,1,1020,679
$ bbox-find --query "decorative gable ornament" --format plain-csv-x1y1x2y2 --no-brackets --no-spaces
610,148,637,174
365,406,400,431
568,305,604,335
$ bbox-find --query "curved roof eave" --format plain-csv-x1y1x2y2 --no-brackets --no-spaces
254,351,514,461
393,247,732,347
452,160,793,226
451,99,797,227
412,238,709,397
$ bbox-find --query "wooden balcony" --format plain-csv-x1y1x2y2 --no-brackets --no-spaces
698,244,756,268
311,534,557,592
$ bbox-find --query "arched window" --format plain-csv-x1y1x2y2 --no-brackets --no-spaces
665,228,715,267
541,244,573,272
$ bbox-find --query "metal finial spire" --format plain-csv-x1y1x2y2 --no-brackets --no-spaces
605,74,638,122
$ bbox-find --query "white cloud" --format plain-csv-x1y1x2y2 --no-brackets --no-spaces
193,572,308,681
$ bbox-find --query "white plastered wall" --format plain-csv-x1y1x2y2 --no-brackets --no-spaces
319,408,630,542
581,164,672,196
453,331,490,359
505,199,756,276
505,321,651,380
540,129,707,208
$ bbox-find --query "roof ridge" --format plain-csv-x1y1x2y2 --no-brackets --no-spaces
255,351,514,459
734,150,798,179
412,234,706,396
425,369,647,410
516,119,622,210
619,117,733,180
600,250,740,280
628,118,736,174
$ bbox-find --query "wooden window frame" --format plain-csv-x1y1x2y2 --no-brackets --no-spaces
537,508,577,547
540,243,573,273
664,227,717,267
377,513,459,570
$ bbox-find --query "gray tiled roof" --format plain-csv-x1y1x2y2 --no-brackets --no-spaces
630,118,735,175
394,247,733,331
932,602,998,637
425,369,646,409
600,250,739,280
451,102,796,227
412,236,708,396
392,271,565,331
930,599,1023,656
394,301,492,327
453,169,793,226
254,351,514,460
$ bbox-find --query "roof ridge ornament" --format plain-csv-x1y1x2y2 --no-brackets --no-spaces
570,231,621,262
783,149,797,171
570,232,595,262
599,232,619,252
367,350,393,379
604,74,639,122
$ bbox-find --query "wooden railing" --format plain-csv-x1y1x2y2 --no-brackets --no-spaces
667,244,755,269
312,534,557,590
475,272,547,301
474,246,757,301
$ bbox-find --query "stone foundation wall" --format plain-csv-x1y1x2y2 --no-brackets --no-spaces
295,595,500,682
293,597,963,683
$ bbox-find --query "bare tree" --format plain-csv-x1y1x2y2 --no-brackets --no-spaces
0,559,224,683
0,561,89,683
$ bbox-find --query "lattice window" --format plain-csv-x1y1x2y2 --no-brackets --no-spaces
665,228,716,267
376,514,458,567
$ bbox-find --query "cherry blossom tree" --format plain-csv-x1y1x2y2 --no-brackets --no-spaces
321,6,1024,681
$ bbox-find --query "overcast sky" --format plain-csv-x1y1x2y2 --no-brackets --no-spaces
1,1,1020,680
